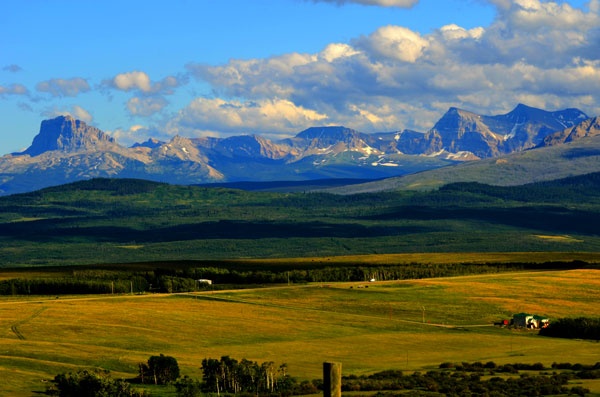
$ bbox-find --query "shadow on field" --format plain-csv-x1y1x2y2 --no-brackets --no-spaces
0,218,432,243
368,205,600,235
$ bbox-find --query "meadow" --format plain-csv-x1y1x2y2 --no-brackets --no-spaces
0,268,599,396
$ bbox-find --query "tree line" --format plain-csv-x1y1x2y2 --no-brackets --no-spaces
47,357,600,397
1,261,582,296
47,354,305,397
539,317,600,340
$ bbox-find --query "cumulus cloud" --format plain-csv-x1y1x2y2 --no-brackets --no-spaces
355,25,429,63
307,0,418,7
127,96,168,116
113,71,152,92
182,0,600,134
43,105,93,123
106,71,184,95
0,83,28,96
168,97,327,138
36,78,90,97
108,124,155,147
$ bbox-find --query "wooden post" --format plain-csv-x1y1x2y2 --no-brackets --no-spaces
323,362,341,397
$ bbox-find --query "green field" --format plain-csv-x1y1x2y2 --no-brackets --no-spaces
0,269,599,396
1,174,600,267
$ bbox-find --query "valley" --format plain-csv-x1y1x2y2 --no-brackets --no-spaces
1,173,600,267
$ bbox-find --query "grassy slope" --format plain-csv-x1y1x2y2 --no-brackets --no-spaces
1,174,600,267
325,135,600,194
0,269,598,396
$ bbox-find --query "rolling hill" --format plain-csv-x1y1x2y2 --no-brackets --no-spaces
1,172,600,267
324,134,600,194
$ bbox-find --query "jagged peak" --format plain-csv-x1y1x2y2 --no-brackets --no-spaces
131,138,163,149
513,103,533,111
441,107,480,118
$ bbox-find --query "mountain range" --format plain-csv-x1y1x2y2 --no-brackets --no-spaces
0,103,599,196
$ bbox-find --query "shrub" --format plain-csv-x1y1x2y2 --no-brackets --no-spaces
48,369,147,397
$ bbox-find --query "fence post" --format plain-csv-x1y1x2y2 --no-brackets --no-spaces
323,362,342,397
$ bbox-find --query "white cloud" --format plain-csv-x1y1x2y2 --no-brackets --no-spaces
108,124,154,147
356,25,429,63
108,71,184,95
0,83,28,96
308,0,418,7
182,0,600,134
438,24,485,41
113,71,152,92
35,78,90,97
505,0,594,30
169,97,327,138
127,96,168,116
319,43,361,62
43,105,93,123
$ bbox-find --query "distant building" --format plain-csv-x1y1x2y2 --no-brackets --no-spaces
512,313,550,329
197,279,213,285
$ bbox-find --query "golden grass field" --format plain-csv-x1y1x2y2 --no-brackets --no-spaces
0,268,599,396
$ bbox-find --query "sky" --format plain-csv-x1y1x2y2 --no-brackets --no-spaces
1,0,599,153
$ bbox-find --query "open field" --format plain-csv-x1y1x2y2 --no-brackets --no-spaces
0,269,599,396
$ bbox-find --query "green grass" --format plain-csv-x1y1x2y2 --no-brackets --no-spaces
1,175,600,267
0,269,599,396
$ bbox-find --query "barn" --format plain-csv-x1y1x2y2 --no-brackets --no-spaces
512,313,550,329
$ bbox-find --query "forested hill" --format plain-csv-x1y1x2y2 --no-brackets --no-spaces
1,173,600,267
438,172,600,204
11,171,600,201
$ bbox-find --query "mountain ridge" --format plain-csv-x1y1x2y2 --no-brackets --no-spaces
0,104,596,195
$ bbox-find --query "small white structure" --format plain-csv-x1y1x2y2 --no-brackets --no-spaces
197,279,213,285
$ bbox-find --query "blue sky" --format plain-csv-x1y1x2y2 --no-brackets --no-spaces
1,0,597,153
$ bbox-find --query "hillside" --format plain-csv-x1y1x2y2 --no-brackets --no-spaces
1,174,600,267
325,134,600,193
1,270,599,396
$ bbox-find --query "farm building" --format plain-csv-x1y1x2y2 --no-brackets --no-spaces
197,279,213,285
512,313,550,329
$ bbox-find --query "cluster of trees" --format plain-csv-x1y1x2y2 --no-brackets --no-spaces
199,356,296,395
47,356,600,397
47,355,303,397
138,354,180,385
47,369,148,397
0,261,547,296
539,317,600,340
344,370,588,396
342,361,599,396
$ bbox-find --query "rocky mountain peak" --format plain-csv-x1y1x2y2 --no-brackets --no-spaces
23,115,116,157
131,138,163,149
540,116,600,147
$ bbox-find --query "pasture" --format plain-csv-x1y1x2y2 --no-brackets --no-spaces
0,268,599,396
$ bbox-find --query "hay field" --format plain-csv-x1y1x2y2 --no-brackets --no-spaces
0,269,599,396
